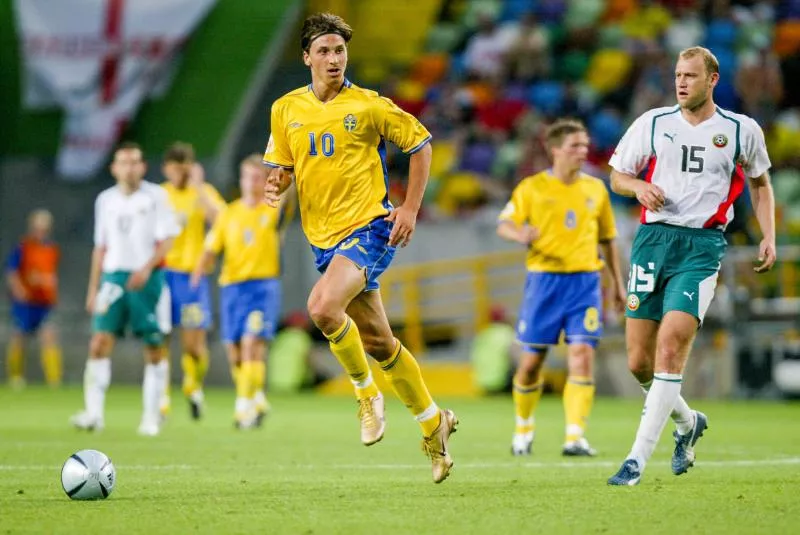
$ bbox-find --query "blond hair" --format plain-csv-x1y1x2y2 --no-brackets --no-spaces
678,46,720,76
240,154,267,172
28,209,53,230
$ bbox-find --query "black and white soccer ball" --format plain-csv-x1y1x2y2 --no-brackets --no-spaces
61,449,115,500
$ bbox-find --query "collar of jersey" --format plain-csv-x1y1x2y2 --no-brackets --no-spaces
307,78,352,103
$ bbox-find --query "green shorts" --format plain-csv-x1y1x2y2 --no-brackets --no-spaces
93,270,164,346
626,223,726,324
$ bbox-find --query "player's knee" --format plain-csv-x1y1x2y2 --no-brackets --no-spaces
89,334,112,357
516,353,544,383
307,294,344,333
144,346,163,364
568,344,594,376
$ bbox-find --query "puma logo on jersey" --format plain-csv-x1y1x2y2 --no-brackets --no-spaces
683,291,694,301
663,132,677,143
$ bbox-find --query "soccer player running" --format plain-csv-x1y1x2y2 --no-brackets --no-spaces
497,119,626,458
71,142,180,436
4,209,62,388
192,155,285,429
607,47,775,486
262,13,458,483
161,142,225,419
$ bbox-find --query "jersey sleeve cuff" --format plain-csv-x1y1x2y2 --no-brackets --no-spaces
403,135,432,155
262,160,294,170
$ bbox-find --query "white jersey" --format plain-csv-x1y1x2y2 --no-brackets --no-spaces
93,181,180,272
609,105,770,229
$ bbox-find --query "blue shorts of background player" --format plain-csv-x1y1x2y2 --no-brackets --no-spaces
311,217,396,291
164,270,212,329
516,271,603,350
11,301,53,334
220,279,281,344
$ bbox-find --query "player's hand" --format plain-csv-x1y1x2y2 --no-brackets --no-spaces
612,282,627,313
85,289,96,314
264,177,281,208
634,182,666,212
10,284,28,303
385,205,418,247
127,266,152,290
518,226,539,246
754,239,777,273
189,272,201,289
189,163,206,188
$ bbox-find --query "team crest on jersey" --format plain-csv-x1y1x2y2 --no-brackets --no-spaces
343,114,357,132
627,294,640,311
712,134,728,148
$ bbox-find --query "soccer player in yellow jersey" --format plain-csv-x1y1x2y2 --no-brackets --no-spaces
192,155,285,428
262,13,457,483
161,142,225,419
497,119,626,457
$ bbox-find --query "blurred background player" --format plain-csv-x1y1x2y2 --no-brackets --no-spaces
71,142,180,436
161,142,225,420
262,12,458,484
4,209,62,388
193,154,287,429
497,119,626,457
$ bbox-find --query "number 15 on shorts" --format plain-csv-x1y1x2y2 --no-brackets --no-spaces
628,262,655,293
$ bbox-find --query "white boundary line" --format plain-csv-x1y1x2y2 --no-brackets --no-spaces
2,458,798,471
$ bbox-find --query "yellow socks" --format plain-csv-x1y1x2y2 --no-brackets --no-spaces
381,340,441,437
513,379,543,434
251,360,265,393
40,344,62,387
196,350,209,385
563,375,595,443
6,338,24,383
181,353,197,396
325,317,379,400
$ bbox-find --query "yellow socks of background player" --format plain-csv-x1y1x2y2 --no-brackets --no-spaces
196,350,209,387
325,317,379,400
563,376,595,443
6,338,24,385
40,344,62,387
513,380,543,434
380,340,441,437
251,360,265,395
181,353,198,396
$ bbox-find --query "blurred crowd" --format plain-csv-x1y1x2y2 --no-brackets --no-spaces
378,0,800,245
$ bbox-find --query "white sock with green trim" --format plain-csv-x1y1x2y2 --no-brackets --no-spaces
629,373,683,470
639,378,695,435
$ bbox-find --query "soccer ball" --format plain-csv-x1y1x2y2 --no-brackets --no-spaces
60,449,116,500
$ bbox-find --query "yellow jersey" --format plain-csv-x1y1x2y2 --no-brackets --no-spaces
499,171,617,273
263,79,431,249
162,182,225,273
204,199,281,285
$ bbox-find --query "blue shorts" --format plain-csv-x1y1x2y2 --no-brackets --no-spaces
311,218,396,291
164,270,212,329
516,271,603,349
11,302,53,334
220,279,281,343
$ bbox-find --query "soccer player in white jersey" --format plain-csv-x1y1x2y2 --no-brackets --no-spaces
606,47,776,485
70,142,181,436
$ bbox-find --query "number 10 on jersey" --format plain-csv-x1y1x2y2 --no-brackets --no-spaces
309,133,335,157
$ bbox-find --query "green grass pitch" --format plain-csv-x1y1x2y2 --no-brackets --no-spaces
1,386,798,534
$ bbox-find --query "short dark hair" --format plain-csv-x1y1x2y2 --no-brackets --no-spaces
301,12,352,52
163,141,195,164
116,141,142,153
545,119,587,150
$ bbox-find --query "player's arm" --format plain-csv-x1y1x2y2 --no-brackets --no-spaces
4,246,28,302
190,249,216,288
86,246,105,314
264,167,293,207
496,183,538,245
748,171,776,273
128,190,179,290
599,239,626,311
386,142,431,247
277,182,297,244
189,164,224,223
609,113,664,211
192,208,226,287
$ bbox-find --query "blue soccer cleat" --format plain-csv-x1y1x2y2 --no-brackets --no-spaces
672,410,708,475
607,459,642,486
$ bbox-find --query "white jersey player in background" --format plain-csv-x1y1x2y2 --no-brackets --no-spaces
606,47,776,485
71,142,180,436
